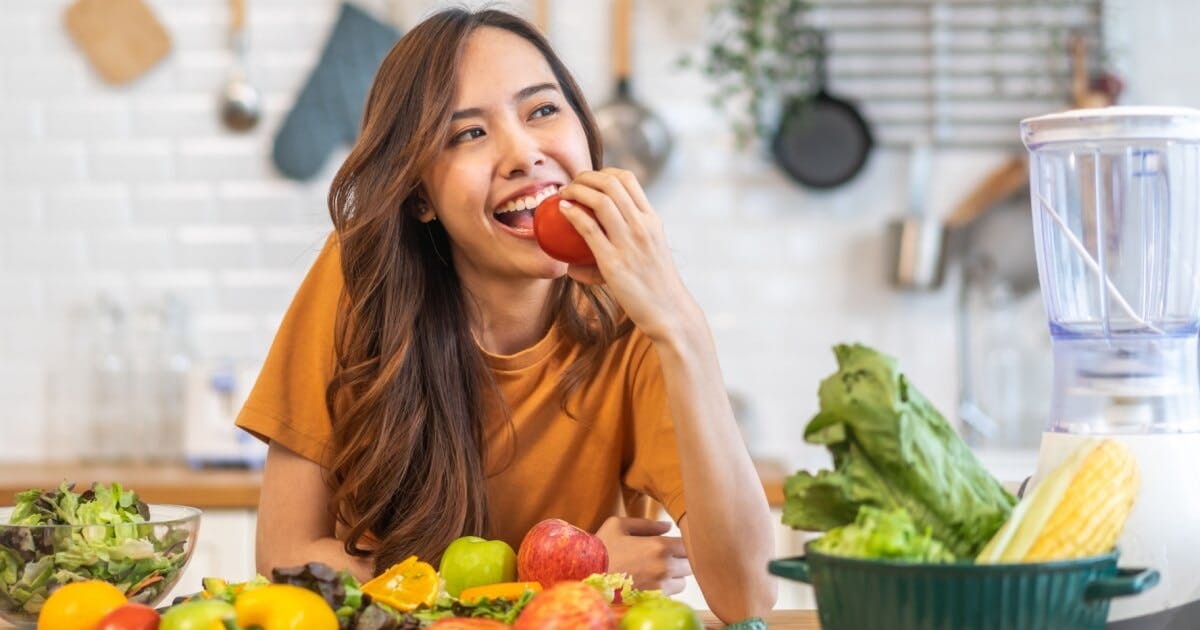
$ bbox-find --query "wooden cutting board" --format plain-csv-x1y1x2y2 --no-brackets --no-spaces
63,0,171,84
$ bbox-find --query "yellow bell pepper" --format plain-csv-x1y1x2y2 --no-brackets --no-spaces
233,584,338,630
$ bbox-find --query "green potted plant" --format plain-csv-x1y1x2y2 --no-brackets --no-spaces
685,0,817,148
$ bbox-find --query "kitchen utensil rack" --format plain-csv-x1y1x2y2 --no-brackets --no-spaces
798,0,1104,149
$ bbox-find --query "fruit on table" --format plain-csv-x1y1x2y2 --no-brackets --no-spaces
233,583,338,630
361,555,439,612
619,598,703,630
429,618,512,629
439,535,519,597
513,581,617,630
977,439,1140,563
96,602,162,630
517,518,609,589
533,194,597,266
37,580,127,630
157,599,236,630
458,581,543,604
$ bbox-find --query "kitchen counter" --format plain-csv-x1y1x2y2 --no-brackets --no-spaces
0,460,793,509
703,610,817,628
0,462,262,509
1,609,816,629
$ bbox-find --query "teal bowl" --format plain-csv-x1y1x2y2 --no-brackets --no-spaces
769,545,1158,630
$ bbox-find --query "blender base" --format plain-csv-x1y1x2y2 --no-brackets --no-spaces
1036,432,1200,625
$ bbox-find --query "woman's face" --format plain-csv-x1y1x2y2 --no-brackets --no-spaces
421,26,592,281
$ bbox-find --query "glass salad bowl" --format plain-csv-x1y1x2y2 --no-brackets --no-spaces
0,503,201,628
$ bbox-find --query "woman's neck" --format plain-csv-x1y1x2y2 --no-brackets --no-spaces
458,271,556,356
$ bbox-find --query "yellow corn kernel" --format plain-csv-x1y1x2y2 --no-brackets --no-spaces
1023,440,1139,561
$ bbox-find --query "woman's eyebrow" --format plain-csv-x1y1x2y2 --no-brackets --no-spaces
450,82,560,121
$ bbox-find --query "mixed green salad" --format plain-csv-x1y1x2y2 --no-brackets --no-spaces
0,482,192,617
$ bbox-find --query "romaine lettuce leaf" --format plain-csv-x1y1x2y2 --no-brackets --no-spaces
811,506,954,562
784,344,1015,559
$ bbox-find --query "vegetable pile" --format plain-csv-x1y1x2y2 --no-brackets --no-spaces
785,344,1140,565
0,482,191,620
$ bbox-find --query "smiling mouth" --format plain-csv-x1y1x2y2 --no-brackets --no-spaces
493,185,560,231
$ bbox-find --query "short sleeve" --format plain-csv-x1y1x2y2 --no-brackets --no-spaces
621,336,688,523
235,232,342,467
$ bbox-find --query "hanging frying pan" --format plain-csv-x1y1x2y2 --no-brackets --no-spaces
772,32,873,189
593,0,672,186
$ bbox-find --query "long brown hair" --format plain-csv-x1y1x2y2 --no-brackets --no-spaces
325,8,630,573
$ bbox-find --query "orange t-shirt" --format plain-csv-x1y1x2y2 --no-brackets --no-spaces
235,234,687,551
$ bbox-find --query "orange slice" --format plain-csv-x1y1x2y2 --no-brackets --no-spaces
362,555,440,611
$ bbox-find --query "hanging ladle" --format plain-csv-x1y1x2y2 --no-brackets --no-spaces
220,0,261,132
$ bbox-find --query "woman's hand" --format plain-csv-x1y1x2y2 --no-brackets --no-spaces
595,517,692,594
557,168,702,344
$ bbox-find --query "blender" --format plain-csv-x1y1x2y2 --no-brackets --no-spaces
1023,106,1200,628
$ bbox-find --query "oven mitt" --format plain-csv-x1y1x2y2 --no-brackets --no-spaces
272,2,400,180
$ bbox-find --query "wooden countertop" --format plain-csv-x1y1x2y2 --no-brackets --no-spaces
0,462,263,509
0,460,790,510
703,610,817,629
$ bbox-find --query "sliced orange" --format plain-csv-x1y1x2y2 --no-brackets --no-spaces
458,581,542,604
362,555,440,612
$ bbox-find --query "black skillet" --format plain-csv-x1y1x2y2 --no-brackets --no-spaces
772,32,874,189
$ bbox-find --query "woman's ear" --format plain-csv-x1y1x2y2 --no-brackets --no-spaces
414,188,437,223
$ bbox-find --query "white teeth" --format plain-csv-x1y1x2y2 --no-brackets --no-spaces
496,185,559,214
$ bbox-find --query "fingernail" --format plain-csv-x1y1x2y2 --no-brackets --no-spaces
559,199,574,209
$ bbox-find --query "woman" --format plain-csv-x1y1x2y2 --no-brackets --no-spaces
236,8,774,622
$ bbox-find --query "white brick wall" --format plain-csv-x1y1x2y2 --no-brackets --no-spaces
0,0,1188,466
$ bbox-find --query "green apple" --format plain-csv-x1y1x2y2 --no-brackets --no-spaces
619,598,703,630
439,535,518,597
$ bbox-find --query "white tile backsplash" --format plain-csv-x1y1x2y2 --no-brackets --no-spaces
0,0,1193,466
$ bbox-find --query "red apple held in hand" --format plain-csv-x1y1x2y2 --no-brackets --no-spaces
513,582,617,630
517,518,609,588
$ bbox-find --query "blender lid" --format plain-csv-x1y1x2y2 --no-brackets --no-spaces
1021,106,1200,146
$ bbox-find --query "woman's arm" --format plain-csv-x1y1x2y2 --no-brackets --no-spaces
661,322,777,622
256,441,375,582
559,169,777,622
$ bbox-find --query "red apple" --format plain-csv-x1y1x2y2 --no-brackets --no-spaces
513,582,617,630
517,518,609,588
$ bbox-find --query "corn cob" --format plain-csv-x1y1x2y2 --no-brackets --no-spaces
976,439,1139,563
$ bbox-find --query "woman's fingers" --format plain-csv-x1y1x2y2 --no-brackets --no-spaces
603,167,654,215
665,555,693,580
618,518,674,536
566,264,604,285
559,181,630,245
558,199,616,262
659,577,687,595
572,169,641,222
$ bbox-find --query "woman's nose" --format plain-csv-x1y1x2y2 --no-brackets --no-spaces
496,126,545,178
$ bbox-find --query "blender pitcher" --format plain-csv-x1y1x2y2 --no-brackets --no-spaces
1023,106,1200,628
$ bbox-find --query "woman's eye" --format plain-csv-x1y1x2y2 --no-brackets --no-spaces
451,127,485,145
530,104,559,119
